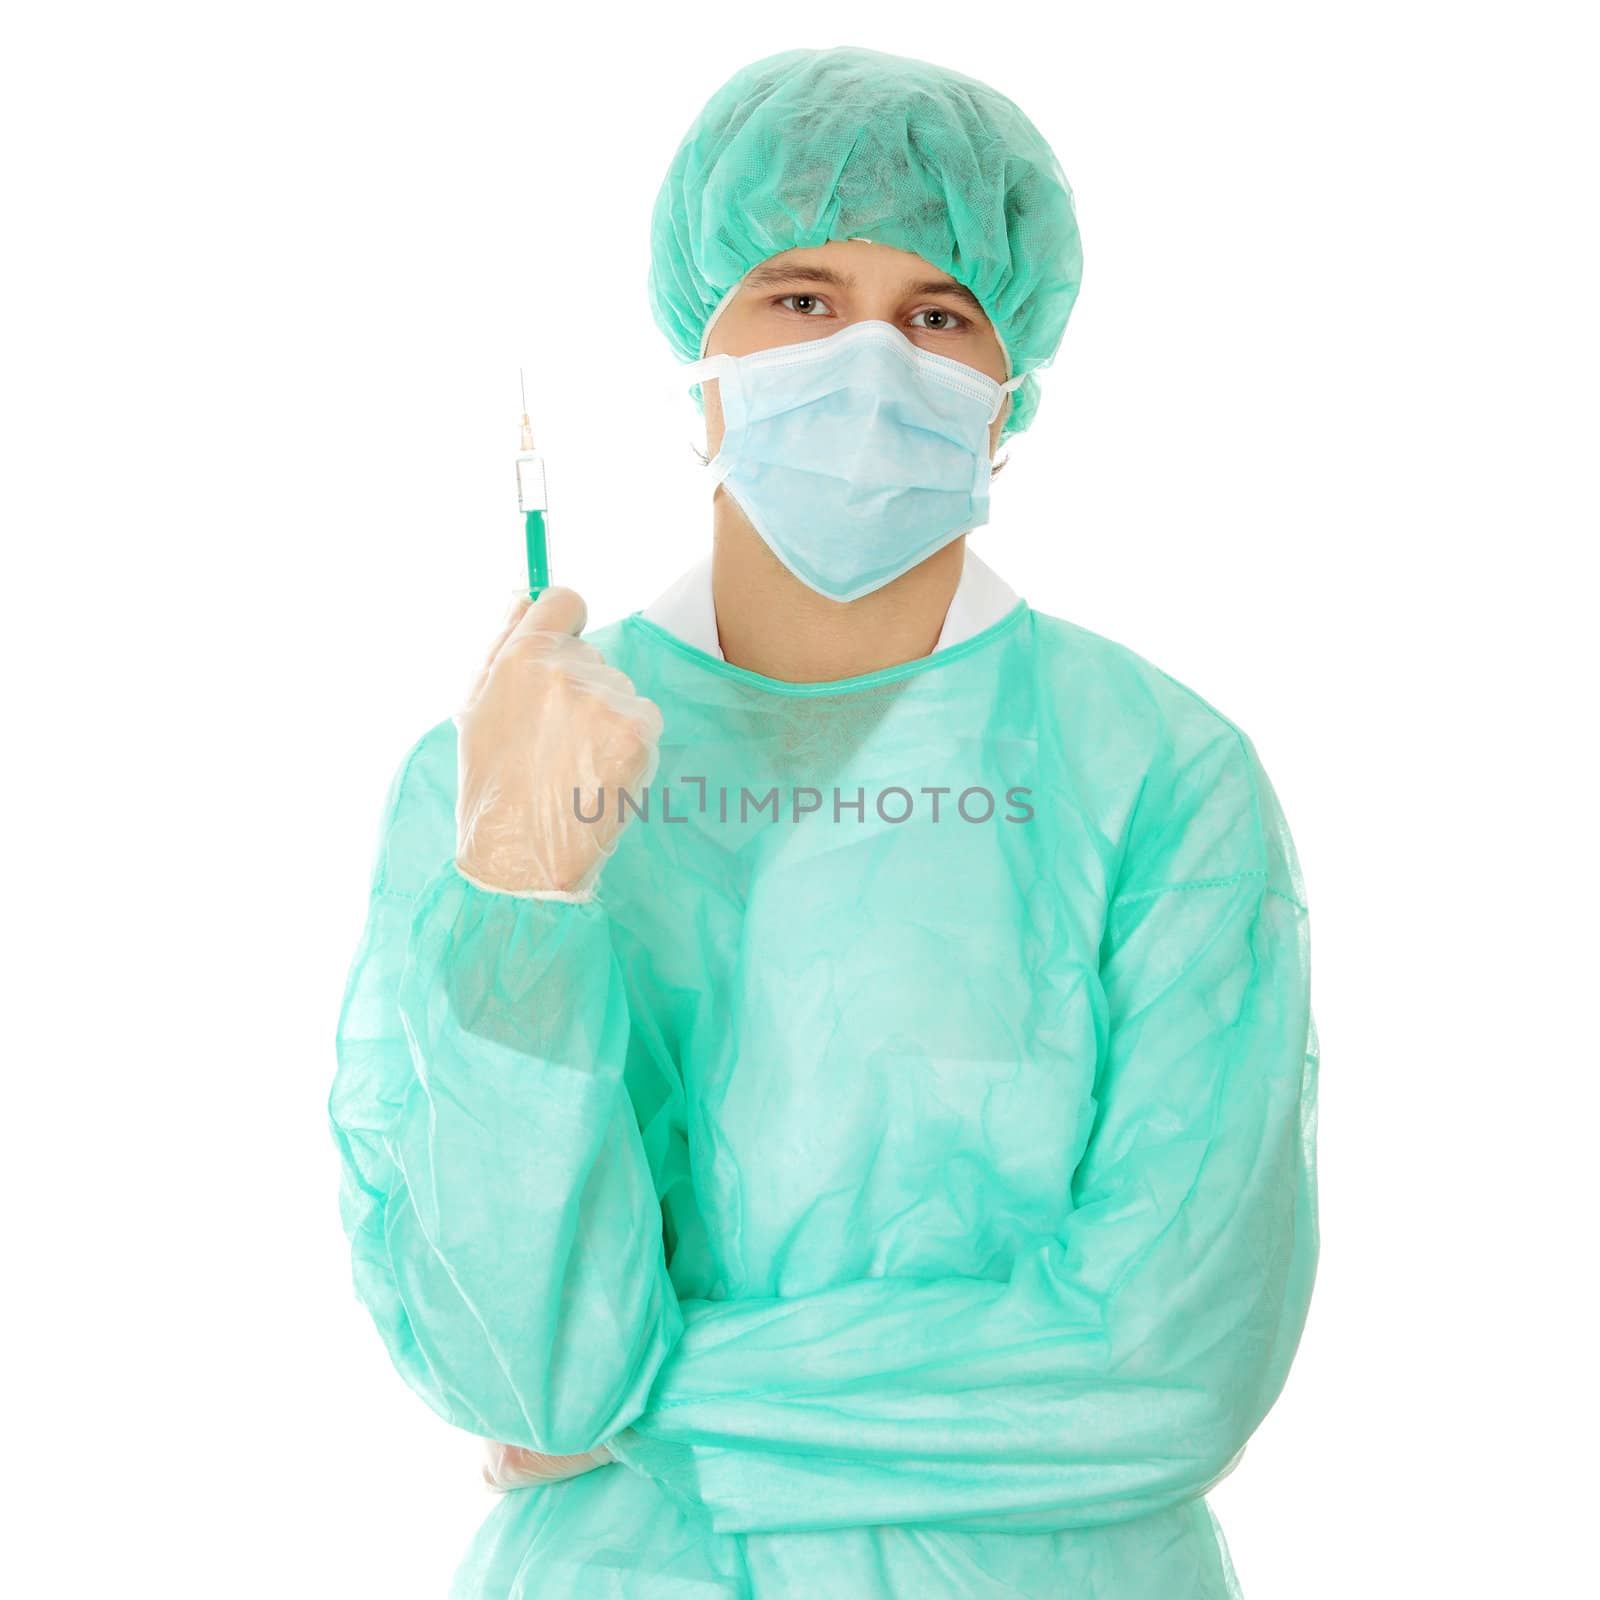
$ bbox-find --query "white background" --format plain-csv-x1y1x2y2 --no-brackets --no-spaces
4,1,1595,1594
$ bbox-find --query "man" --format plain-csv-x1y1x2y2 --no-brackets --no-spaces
332,46,1318,1598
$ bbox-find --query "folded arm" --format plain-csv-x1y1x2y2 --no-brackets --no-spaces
607,730,1319,1535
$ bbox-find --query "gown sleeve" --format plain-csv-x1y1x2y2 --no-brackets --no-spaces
604,722,1319,1536
329,721,683,1456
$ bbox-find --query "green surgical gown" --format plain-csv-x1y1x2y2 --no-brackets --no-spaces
330,600,1319,1598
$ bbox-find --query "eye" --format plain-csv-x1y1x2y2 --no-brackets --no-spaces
777,293,832,316
909,306,967,331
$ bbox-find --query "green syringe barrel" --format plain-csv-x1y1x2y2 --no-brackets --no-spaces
524,508,549,601
516,449,549,602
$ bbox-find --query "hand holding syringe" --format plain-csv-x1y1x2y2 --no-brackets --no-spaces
453,371,662,894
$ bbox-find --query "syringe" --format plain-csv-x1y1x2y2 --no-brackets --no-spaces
515,368,550,601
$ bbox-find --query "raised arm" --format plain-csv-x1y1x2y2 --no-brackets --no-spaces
329,590,683,1456
606,724,1319,1535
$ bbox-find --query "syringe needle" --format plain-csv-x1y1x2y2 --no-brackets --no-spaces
518,366,535,453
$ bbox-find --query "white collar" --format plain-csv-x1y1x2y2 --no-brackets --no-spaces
639,544,1022,661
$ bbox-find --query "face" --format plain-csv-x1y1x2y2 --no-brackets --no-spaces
701,239,1012,460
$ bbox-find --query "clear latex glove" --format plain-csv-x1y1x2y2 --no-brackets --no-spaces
482,1440,616,1492
454,587,664,897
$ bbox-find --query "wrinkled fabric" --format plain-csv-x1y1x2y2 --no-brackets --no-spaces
331,603,1318,1598
649,47,1084,438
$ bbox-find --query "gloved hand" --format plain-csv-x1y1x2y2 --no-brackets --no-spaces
482,1440,616,1492
454,587,664,897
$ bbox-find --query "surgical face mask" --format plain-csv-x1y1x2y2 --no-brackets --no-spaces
683,320,1023,603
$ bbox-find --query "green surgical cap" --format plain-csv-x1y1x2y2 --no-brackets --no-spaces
648,47,1084,438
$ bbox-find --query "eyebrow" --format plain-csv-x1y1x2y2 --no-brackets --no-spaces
742,263,990,321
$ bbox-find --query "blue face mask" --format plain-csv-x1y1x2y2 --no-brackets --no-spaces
684,321,1023,603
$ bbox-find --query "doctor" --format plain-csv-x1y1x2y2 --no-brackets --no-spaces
332,45,1319,1600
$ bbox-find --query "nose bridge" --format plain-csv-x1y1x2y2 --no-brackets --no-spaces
836,319,913,379
826,320,997,419
844,316,913,352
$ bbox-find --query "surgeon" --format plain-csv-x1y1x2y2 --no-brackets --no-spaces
331,45,1319,1600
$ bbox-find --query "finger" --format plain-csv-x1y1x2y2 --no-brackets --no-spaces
506,585,587,646
466,591,534,707
490,590,533,653
497,632,603,672
482,1441,519,1491
468,588,588,710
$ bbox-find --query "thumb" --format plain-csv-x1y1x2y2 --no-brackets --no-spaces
462,587,590,711
509,585,587,642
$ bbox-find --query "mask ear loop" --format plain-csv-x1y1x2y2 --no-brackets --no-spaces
677,280,747,464
988,312,1023,458
988,373,1026,478
987,373,1026,427
679,351,743,480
